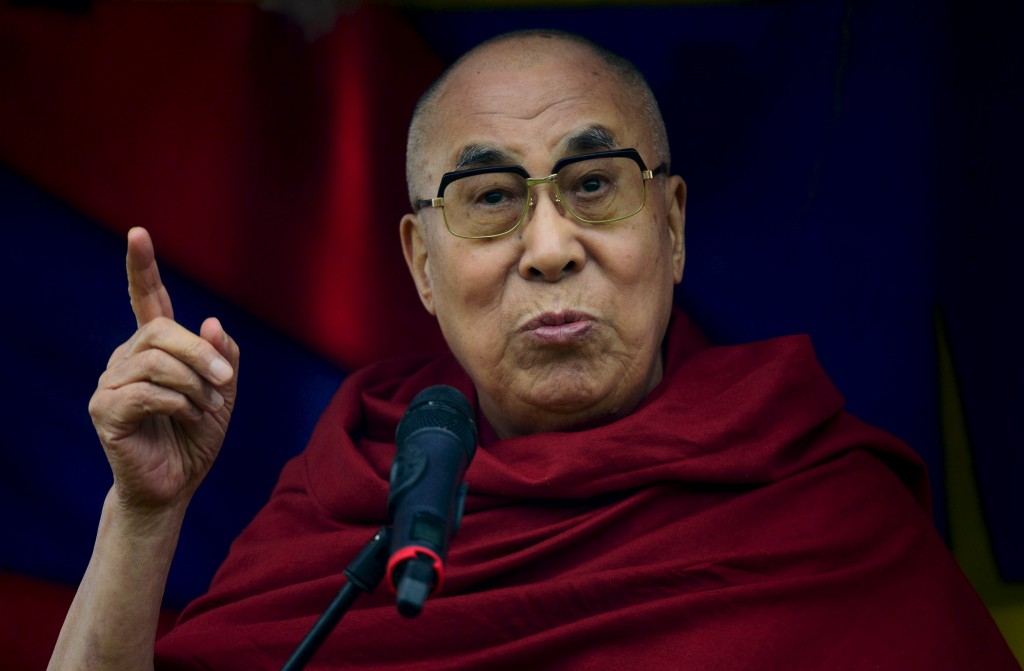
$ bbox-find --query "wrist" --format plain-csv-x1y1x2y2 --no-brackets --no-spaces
103,486,189,545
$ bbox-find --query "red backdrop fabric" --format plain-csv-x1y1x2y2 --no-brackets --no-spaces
0,1,445,370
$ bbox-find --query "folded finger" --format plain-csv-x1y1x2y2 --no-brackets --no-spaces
90,381,205,438
125,317,235,388
100,348,226,414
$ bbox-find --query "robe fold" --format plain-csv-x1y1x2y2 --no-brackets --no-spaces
154,309,1019,670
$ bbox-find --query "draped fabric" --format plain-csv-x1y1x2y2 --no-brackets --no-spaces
153,309,1017,670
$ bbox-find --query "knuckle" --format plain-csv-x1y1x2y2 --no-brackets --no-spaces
135,317,165,340
138,348,172,378
116,381,160,416
132,316,175,349
148,315,175,330
87,391,105,422
108,339,132,365
183,336,212,363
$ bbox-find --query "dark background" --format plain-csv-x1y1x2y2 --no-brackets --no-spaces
0,0,1020,659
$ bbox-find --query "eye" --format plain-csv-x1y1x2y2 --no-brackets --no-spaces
481,190,506,205
571,171,613,198
580,176,605,193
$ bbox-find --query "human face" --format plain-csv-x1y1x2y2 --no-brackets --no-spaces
401,40,686,439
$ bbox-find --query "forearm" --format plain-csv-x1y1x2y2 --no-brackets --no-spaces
48,488,187,671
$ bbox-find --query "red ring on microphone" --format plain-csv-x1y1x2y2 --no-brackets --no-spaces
386,546,444,594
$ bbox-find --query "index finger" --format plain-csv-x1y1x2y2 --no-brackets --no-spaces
126,227,174,327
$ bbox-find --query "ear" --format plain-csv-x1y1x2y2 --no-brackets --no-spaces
664,175,687,284
400,213,436,315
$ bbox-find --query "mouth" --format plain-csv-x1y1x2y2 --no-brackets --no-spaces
521,310,597,344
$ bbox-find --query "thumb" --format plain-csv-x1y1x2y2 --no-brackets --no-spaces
126,227,174,327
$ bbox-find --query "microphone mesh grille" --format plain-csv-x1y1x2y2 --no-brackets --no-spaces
396,385,477,459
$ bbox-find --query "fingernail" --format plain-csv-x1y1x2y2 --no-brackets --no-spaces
210,357,233,384
209,389,225,410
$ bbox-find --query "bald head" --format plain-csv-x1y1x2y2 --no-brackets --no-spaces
405,30,671,207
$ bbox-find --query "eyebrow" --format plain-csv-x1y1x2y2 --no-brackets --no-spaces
451,125,619,172
562,125,618,155
454,145,518,171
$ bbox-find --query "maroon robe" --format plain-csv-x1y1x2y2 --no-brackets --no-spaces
154,309,1018,669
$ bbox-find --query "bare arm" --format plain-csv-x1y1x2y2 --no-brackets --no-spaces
49,228,239,670
51,491,186,670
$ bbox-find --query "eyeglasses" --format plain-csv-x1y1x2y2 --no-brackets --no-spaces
414,148,665,239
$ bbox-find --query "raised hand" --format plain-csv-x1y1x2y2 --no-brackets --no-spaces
88,227,240,515
49,228,242,670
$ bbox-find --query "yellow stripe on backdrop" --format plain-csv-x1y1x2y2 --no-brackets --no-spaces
937,311,1024,665
389,0,760,8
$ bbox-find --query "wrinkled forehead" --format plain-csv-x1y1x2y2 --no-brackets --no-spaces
425,39,647,172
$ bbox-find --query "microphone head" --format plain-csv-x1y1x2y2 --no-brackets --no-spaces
386,385,478,610
395,385,477,461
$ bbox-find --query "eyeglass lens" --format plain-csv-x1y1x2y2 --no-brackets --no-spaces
443,156,646,238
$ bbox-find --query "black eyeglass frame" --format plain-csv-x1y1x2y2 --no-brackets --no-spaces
414,148,666,239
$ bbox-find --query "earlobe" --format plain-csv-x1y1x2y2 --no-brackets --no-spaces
400,213,436,315
664,176,687,283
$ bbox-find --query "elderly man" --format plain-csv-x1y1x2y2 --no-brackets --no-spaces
50,30,1017,670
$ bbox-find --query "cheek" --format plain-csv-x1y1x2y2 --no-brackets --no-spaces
598,226,677,341
430,244,517,348
604,221,673,290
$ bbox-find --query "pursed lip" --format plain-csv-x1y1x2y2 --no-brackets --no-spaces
521,309,598,344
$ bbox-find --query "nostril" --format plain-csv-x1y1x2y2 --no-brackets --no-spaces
528,260,577,279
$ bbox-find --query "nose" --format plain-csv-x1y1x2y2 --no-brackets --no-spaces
517,186,586,282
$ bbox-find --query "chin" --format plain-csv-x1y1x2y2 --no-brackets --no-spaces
477,346,663,438
508,374,630,431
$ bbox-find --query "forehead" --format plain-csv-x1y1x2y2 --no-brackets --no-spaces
427,39,646,170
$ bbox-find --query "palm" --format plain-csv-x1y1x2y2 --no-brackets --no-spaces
106,388,232,508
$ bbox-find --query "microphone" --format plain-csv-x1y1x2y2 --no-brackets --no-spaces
386,385,477,618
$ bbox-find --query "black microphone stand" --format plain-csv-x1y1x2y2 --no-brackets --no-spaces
280,526,392,671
